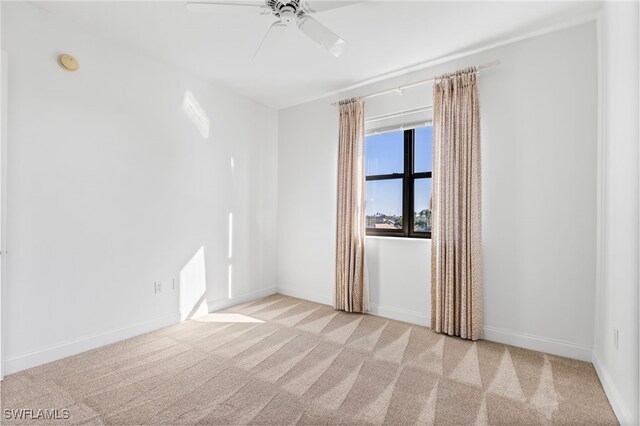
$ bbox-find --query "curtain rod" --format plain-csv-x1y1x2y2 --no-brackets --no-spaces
332,59,499,106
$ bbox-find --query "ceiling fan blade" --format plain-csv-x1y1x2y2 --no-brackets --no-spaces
253,21,286,60
186,2,267,13
297,16,348,57
301,1,361,14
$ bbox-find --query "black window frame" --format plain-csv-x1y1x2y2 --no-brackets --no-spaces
365,127,432,239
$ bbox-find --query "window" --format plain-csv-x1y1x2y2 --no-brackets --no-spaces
365,126,432,238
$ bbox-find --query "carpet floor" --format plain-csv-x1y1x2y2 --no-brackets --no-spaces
1,294,617,425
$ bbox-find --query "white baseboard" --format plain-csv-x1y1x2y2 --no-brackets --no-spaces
276,289,594,363
276,287,429,326
3,287,278,377
592,351,635,425
366,309,592,362
3,313,180,376
276,286,333,306
483,326,592,362
207,287,277,312
368,304,429,327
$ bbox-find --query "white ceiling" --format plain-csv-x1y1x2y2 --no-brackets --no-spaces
32,1,599,109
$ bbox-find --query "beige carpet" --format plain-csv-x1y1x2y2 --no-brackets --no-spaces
1,294,617,425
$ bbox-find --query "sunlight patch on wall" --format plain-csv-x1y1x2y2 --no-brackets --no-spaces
179,246,208,321
182,90,210,139
228,212,233,299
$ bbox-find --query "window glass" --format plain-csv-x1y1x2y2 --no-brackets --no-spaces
366,179,403,230
364,126,432,237
414,126,433,173
414,178,432,233
365,131,404,176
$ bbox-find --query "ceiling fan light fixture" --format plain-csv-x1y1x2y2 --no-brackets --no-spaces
279,8,297,25
187,0,353,58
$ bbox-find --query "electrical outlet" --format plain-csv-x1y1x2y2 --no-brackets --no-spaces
157,281,163,293
613,328,619,349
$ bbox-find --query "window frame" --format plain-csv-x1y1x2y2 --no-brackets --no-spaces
365,127,432,239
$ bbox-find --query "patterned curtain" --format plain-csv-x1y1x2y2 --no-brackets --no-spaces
335,98,368,313
431,68,483,340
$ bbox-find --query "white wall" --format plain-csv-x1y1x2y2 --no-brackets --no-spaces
277,22,598,361
2,2,278,374
366,237,431,325
592,2,639,425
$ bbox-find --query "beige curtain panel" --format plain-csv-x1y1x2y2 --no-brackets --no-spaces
335,98,369,313
431,67,483,340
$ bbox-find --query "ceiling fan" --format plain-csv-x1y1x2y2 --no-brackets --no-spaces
186,0,356,59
